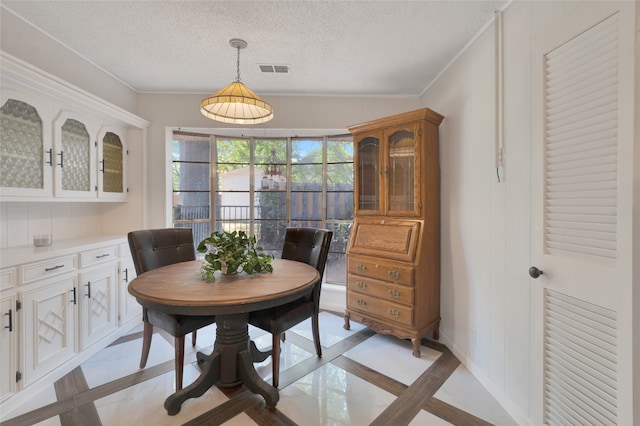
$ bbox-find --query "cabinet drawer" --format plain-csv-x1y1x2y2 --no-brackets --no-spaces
79,245,118,268
347,256,413,286
1,267,17,290
347,290,413,327
21,255,77,284
347,273,413,306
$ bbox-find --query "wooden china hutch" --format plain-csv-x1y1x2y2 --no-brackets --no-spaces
344,108,444,357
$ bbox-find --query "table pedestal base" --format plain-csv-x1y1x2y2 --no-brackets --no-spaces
164,313,277,415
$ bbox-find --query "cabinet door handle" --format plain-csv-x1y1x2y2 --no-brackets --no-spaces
388,289,401,297
357,281,366,289
356,299,367,306
388,309,399,317
85,282,91,298
100,159,105,173
70,287,77,305
4,309,12,332
388,271,401,279
57,151,64,168
45,265,65,272
123,268,129,283
95,254,110,259
46,149,53,166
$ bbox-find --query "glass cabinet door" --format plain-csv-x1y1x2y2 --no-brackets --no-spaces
97,128,127,200
355,134,381,214
386,125,419,215
0,96,53,198
54,112,96,198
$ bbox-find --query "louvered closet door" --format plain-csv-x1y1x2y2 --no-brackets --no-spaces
531,3,636,425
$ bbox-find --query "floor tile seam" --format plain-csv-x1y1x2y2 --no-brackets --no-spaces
368,352,459,425
182,389,264,426
4,358,181,425
425,397,495,426
53,367,102,426
1,366,95,426
366,342,463,425
330,355,408,396
277,327,376,388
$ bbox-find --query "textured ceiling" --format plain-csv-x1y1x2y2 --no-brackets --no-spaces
1,1,507,97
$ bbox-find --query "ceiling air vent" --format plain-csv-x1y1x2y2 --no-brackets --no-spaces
259,64,290,74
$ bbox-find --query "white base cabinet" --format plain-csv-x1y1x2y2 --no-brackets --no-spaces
0,236,140,412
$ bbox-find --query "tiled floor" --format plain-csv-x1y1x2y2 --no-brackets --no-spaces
2,312,517,425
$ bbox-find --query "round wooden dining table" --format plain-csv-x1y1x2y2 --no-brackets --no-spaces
128,258,319,415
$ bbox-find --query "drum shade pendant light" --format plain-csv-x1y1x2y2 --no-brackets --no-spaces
200,39,274,124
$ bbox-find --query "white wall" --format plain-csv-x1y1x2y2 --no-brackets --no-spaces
0,7,138,113
422,1,639,424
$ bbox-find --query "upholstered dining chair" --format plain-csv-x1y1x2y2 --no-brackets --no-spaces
127,228,216,390
248,227,332,387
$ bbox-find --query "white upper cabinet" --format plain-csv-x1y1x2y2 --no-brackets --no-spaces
0,52,148,202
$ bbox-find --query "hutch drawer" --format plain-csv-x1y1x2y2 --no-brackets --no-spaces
347,273,414,306
347,255,413,286
347,290,414,327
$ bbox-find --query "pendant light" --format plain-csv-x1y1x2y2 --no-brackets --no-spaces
200,38,274,124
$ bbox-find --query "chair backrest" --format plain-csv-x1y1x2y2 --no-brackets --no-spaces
128,228,196,275
281,227,332,303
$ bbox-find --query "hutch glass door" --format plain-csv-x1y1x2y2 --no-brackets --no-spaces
387,127,417,215
356,135,381,214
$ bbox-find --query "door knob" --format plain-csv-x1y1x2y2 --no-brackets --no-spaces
529,266,543,279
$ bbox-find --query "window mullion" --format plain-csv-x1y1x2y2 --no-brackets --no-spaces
249,137,255,236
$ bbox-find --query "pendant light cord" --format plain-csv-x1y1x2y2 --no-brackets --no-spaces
236,45,241,83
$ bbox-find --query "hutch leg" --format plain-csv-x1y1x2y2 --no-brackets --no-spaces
411,338,421,358
343,311,351,330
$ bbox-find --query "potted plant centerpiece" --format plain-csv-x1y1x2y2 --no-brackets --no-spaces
197,230,273,282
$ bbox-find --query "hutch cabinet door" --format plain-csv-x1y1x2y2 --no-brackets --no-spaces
118,255,140,325
385,122,422,217
79,264,118,350
22,275,78,386
53,111,98,199
354,131,383,216
0,90,54,199
1,294,17,402
97,127,128,200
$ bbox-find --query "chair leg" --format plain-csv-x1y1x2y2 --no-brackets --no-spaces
191,329,197,347
272,333,281,388
312,312,322,357
175,336,185,391
139,321,153,369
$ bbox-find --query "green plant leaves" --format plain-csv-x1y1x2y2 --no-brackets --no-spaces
198,230,273,282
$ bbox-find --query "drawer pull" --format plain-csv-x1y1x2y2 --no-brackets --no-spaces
388,289,401,297
388,271,401,279
357,281,366,289
388,309,399,317
357,299,367,306
45,265,65,272
85,282,91,298
95,254,110,259
70,288,77,305
356,264,367,271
